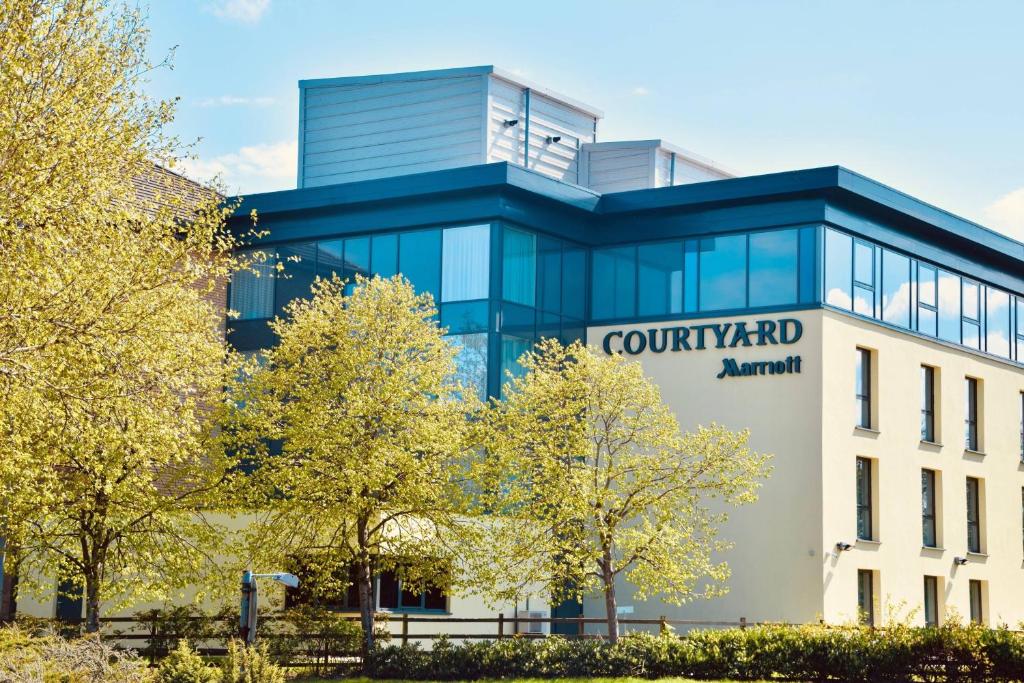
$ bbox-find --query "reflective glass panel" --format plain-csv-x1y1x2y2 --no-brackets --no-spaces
798,226,818,304
962,280,980,321
275,242,316,313
854,240,874,287
441,301,489,334
371,234,398,277
749,229,798,308
591,246,636,319
399,229,441,296
502,228,536,306
230,248,275,320
538,236,562,314
699,234,747,311
638,242,683,316
684,240,698,313
317,240,344,280
447,332,489,401
824,229,853,309
937,270,961,342
500,335,533,390
345,237,371,278
441,224,489,302
986,289,1011,358
561,247,586,320
881,250,911,328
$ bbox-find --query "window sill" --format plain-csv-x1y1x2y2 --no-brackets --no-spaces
379,608,452,615
919,440,943,448
856,538,881,546
921,545,945,552
854,426,880,435
966,551,989,559
964,449,986,457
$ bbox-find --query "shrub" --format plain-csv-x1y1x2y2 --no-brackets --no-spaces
156,640,221,683
0,625,151,682
221,639,286,683
367,622,1024,681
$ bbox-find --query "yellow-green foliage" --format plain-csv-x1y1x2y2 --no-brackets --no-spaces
221,640,286,683
469,338,772,641
226,275,477,652
0,0,255,628
156,641,220,683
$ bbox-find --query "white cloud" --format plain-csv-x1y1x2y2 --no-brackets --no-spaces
631,86,650,96
983,187,1024,242
197,95,275,108
179,140,296,195
207,0,270,24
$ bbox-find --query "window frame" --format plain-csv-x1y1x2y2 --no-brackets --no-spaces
857,569,875,626
922,469,937,548
966,476,981,554
856,457,873,541
965,377,979,452
969,579,983,625
921,365,936,443
856,348,872,429
923,575,939,627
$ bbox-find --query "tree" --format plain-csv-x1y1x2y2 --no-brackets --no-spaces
471,338,772,642
0,0,251,629
226,275,476,660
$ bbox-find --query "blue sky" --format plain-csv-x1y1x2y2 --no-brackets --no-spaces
147,0,1024,240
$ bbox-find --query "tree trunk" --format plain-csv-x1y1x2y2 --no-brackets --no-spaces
84,569,101,633
0,544,17,623
601,548,618,643
356,517,375,671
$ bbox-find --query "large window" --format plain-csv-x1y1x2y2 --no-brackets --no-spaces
503,228,536,306
921,366,936,442
447,333,488,401
230,248,276,320
637,242,683,316
699,234,747,311
399,229,442,296
922,469,937,548
965,377,979,451
853,239,875,317
966,477,981,554
856,348,872,429
857,569,875,626
441,225,489,302
378,570,447,613
748,229,798,307
371,234,398,277
825,229,853,309
962,280,981,349
917,264,938,336
881,249,910,328
923,576,939,627
985,288,1011,358
856,457,873,541
937,270,960,343
592,246,636,319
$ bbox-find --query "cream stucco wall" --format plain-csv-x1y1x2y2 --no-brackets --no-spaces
586,310,825,627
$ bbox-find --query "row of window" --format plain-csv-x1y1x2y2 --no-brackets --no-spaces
857,570,984,627
856,458,991,555
284,564,448,613
827,228,1024,363
590,227,818,320
856,348,1020,457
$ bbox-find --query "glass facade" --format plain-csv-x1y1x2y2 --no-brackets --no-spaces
823,227,1023,363
230,221,1024,403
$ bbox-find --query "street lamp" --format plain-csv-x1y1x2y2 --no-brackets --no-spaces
239,570,300,643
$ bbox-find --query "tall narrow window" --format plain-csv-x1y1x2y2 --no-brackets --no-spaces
857,569,875,626
856,348,872,429
917,264,938,336
923,576,939,627
230,248,275,320
502,228,536,306
856,457,873,541
965,377,979,451
969,580,983,624
1019,393,1024,463
922,469,937,548
961,280,981,349
921,366,935,442
966,477,981,554
852,239,875,317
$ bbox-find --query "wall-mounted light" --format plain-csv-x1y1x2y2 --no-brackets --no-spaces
546,135,562,144
504,119,519,127
953,556,968,566
835,542,853,552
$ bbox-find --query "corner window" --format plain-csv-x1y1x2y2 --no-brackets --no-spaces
966,477,982,554
964,377,979,452
921,469,937,548
921,366,936,442
856,457,874,541
856,348,873,429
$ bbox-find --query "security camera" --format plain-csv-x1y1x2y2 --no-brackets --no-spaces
953,556,968,566
835,542,853,552
546,135,561,144
504,119,519,127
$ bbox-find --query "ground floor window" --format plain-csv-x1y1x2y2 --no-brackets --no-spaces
857,569,875,626
969,579,984,624
923,576,939,627
285,560,449,613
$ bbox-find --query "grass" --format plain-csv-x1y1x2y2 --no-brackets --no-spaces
298,679,768,683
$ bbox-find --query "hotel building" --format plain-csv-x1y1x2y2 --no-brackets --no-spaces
19,66,1023,630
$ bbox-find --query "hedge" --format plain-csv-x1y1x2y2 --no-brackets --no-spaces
368,622,1024,681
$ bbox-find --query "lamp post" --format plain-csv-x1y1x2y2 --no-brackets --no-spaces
239,570,299,643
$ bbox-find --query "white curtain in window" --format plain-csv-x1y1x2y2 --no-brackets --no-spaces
442,225,490,302
230,249,275,320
